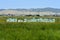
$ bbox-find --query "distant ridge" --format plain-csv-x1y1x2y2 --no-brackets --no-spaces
0,7,60,16
0,7,60,13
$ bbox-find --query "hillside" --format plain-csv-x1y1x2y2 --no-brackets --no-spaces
0,7,60,16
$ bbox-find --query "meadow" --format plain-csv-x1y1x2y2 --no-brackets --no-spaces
0,16,60,40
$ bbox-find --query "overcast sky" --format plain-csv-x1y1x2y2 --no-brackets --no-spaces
0,0,60,9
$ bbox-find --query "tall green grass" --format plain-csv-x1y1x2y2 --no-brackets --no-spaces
0,16,60,40
0,22,60,40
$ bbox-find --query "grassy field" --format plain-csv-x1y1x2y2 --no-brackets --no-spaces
0,16,60,40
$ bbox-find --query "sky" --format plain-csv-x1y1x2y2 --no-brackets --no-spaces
0,0,60,9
